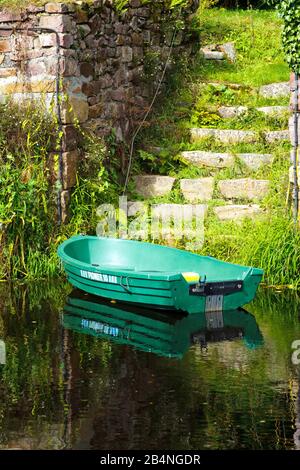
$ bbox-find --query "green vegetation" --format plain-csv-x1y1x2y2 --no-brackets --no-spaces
0,5,298,289
0,100,121,280
130,7,300,288
133,8,289,169
197,8,288,86
268,0,300,73
0,101,58,280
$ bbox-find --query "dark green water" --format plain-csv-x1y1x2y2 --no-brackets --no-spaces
0,282,299,450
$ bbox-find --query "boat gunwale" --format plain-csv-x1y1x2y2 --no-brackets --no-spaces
65,268,175,298
58,235,263,283
58,236,187,281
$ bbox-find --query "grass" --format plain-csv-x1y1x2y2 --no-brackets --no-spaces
201,215,300,289
133,7,290,172
0,99,121,280
128,7,300,288
0,5,298,288
196,8,289,87
134,8,289,159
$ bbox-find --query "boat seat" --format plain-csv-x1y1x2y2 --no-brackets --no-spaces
92,265,175,274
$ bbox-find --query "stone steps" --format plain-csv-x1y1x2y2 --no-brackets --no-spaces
133,174,269,203
190,128,257,144
132,78,290,228
218,178,269,201
218,105,289,119
181,150,272,170
128,201,263,222
133,175,175,198
257,106,289,117
213,204,262,221
201,50,224,60
265,130,290,143
180,177,214,202
200,42,236,62
259,82,290,98
190,127,289,144
128,202,206,218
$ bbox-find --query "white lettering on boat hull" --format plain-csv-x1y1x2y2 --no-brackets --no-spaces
80,270,118,284
81,319,119,337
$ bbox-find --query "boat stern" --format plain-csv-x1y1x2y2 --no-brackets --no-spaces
173,266,263,315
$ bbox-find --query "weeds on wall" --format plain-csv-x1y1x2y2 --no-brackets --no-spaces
0,100,57,279
0,99,120,280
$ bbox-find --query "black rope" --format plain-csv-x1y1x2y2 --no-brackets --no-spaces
0,26,63,224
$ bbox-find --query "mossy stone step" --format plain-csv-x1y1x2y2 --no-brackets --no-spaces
191,128,289,144
152,203,207,220
214,204,263,221
200,43,236,62
264,130,289,143
218,106,248,119
257,106,289,117
218,178,269,201
191,128,257,144
200,49,224,60
127,201,262,223
218,105,289,119
133,175,175,198
180,178,214,203
181,150,272,170
259,82,290,98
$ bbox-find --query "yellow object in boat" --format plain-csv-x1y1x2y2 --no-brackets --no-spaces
182,272,200,283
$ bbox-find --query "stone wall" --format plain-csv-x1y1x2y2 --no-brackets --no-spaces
0,0,199,217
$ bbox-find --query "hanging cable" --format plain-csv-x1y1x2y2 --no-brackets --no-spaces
122,25,178,196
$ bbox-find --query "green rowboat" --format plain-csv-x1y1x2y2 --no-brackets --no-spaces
63,290,264,358
58,236,263,315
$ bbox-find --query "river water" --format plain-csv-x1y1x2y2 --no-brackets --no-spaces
0,282,299,450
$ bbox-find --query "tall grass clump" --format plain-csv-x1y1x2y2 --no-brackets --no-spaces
0,100,120,280
201,215,300,288
0,100,58,279
240,217,300,288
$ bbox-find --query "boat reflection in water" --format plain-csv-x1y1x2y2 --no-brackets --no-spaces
63,290,264,359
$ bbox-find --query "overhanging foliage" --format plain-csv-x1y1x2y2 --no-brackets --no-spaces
268,0,300,72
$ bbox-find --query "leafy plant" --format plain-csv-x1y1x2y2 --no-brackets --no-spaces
268,0,300,72
0,99,121,280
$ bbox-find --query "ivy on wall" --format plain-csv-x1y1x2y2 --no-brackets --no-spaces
269,0,300,72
